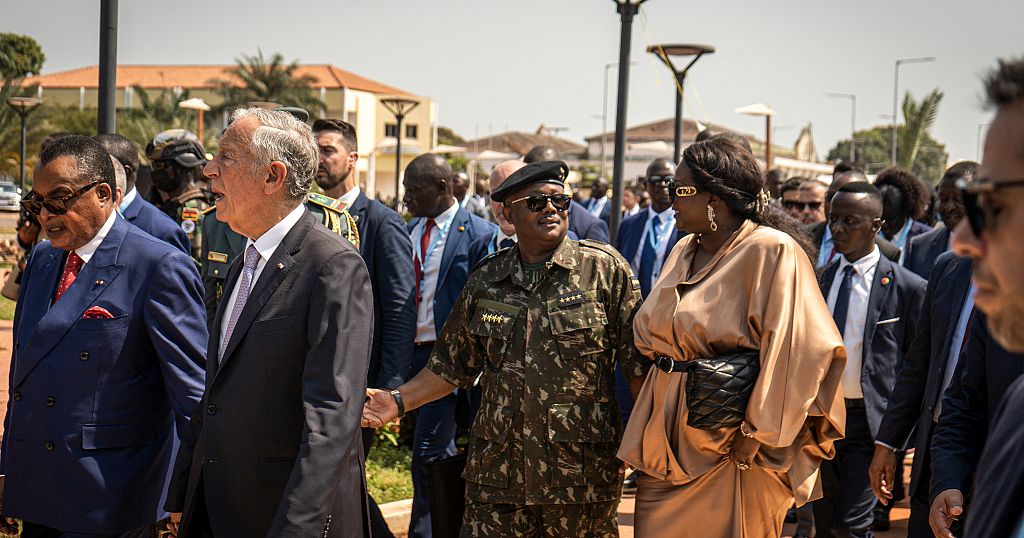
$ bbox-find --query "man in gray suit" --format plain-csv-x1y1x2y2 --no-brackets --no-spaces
165,107,373,537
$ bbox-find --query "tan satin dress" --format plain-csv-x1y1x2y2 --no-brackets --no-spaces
618,220,847,538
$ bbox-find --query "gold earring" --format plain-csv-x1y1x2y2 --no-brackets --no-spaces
707,204,718,232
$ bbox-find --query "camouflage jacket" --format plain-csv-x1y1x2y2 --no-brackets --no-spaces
427,236,644,505
199,193,359,324
159,186,212,263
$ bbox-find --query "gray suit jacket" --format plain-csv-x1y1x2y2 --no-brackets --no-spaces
168,209,372,537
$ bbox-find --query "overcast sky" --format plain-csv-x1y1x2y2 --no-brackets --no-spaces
5,0,1021,170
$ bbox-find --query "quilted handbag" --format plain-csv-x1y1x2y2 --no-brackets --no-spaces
682,351,761,431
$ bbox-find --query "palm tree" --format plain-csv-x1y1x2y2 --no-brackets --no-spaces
897,88,944,171
209,50,322,115
117,86,198,155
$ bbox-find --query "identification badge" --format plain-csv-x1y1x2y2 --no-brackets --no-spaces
208,251,229,263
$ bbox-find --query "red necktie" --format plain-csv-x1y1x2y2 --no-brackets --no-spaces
53,252,83,303
414,219,436,307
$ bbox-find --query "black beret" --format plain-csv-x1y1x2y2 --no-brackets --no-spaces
491,160,569,203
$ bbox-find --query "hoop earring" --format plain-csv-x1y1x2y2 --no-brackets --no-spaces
707,204,718,232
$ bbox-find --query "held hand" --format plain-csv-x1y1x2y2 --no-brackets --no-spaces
361,388,399,429
729,434,760,470
929,489,964,538
868,445,897,504
166,512,182,538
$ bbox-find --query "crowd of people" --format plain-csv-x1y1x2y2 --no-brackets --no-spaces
0,56,1021,538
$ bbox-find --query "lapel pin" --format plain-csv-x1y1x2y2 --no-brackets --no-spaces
95,280,105,286
277,263,285,270
881,276,891,286
458,226,465,232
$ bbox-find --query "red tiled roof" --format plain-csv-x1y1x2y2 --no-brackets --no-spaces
20,64,413,95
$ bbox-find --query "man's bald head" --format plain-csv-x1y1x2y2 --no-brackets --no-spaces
489,160,525,236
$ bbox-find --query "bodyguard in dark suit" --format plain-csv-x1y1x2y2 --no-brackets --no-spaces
813,183,927,538
583,176,612,224
615,158,683,298
166,108,372,537
902,162,977,279
0,136,207,535
402,154,495,538
869,251,974,537
95,133,191,256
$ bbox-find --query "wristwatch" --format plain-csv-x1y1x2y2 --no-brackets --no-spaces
390,389,406,419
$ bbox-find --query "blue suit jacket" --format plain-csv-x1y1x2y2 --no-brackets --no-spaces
819,254,927,437
614,209,683,297
874,251,972,499
903,225,950,279
350,191,417,389
568,200,609,243
409,207,495,336
583,196,612,224
930,309,1024,501
121,194,191,256
1,215,207,533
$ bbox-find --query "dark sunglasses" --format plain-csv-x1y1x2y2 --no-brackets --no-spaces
668,184,699,202
505,193,571,212
958,177,1024,236
782,200,823,212
20,180,100,216
647,175,674,185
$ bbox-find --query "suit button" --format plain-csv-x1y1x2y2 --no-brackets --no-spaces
13,391,20,401
207,404,217,415
43,441,54,451
80,352,89,361
45,397,55,407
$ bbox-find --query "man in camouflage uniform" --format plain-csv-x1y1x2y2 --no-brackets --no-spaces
145,129,213,262
362,160,643,537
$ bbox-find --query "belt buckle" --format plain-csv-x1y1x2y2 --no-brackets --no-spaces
655,356,674,373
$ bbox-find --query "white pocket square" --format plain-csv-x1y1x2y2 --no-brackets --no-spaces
876,317,900,325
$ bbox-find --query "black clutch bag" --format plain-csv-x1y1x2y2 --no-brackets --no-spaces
656,351,761,430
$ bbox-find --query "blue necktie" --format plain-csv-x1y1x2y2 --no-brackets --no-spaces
832,265,855,337
499,238,515,249
638,215,659,298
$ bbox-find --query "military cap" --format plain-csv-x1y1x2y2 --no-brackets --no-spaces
491,160,569,203
275,106,309,123
146,129,205,168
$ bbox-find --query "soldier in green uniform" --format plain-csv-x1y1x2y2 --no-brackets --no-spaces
199,192,359,323
362,160,644,537
145,129,213,262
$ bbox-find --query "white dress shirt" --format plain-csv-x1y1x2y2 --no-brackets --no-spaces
630,205,676,279
624,204,641,217
119,187,139,212
588,196,608,217
220,203,305,347
413,201,459,343
337,185,360,208
827,245,881,399
934,284,977,420
76,209,119,264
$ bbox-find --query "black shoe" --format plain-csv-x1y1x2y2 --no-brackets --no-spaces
872,504,891,531
623,469,644,492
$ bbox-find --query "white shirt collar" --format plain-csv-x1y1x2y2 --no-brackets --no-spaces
119,187,138,211
247,203,306,263
497,229,517,244
338,185,360,208
838,244,881,277
75,209,119,264
431,200,460,228
648,204,675,221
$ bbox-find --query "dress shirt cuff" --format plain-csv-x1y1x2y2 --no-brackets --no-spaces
426,357,477,389
874,440,899,452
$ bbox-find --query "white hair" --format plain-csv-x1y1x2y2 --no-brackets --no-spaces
109,155,127,195
230,107,318,200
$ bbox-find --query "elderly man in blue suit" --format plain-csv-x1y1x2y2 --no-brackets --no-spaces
813,183,926,538
403,153,495,537
0,136,206,536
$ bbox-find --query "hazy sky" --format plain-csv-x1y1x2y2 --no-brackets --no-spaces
5,0,1021,169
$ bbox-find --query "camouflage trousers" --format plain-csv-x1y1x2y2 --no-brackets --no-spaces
460,498,619,537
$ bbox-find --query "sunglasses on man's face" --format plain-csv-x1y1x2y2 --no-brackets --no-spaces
668,184,699,202
647,175,674,185
505,193,572,212
782,200,823,212
20,180,100,216
958,177,1024,237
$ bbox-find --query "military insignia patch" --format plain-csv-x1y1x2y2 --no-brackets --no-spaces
480,311,511,324
556,291,584,307
181,207,200,221
180,220,196,233
307,192,344,210
208,252,229,263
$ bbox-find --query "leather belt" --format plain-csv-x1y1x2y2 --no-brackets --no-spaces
655,356,688,373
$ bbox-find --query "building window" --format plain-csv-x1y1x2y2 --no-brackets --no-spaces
405,124,418,139
385,123,399,138
346,111,357,126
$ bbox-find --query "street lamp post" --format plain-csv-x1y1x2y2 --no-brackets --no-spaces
609,0,648,244
178,97,211,144
826,92,857,162
735,103,777,170
892,57,936,165
646,43,715,162
6,97,43,192
380,97,420,208
97,0,119,134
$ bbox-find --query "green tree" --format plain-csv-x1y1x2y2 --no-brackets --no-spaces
898,89,943,171
210,50,322,114
118,86,210,157
0,33,45,80
437,126,465,146
827,124,948,183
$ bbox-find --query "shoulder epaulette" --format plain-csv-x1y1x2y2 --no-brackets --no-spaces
578,238,630,263
306,192,344,212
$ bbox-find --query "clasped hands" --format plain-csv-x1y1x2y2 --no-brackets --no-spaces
361,388,400,429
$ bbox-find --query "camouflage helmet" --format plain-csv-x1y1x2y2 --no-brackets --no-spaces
146,129,206,168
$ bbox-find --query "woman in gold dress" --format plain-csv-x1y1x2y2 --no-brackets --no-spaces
618,137,847,537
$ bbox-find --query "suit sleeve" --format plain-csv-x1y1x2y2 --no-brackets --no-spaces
372,210,417,389
875,270,937,448
590,219,610,243
269,248,372,536
168,221,192,257
929,318,988,499
901,276,928,356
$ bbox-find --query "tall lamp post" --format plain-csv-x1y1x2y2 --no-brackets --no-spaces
6,97,43,192
609,0,648,243
735,103,777,170
646,43,714,162
826,92,857,162
892,57,935,165
97,0,118,134
380,97,420,208
178,97,211,144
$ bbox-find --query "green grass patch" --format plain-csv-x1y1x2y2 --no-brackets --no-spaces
0,295,15,321
366,440,413,504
